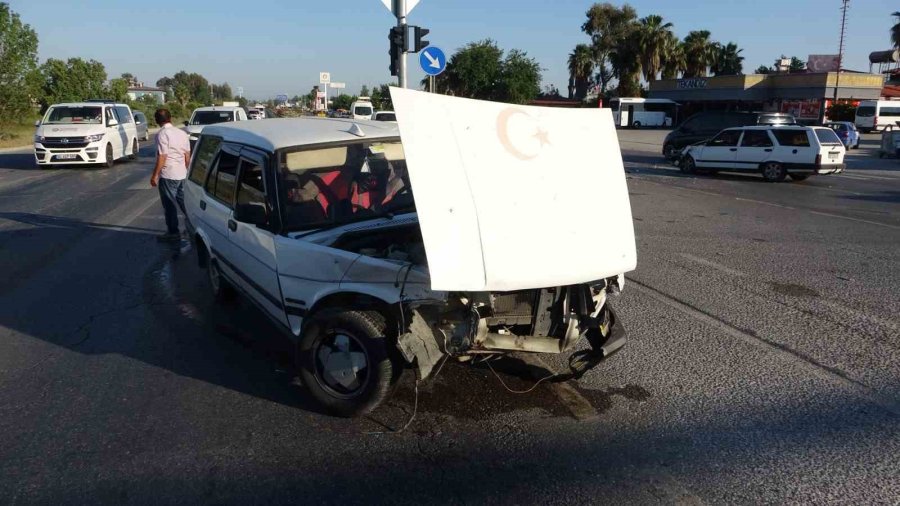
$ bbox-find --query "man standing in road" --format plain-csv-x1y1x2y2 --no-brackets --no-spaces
150,108,191,242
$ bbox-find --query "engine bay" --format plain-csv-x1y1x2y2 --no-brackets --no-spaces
330,224,428,266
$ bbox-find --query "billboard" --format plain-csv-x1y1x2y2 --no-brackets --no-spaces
807,54,840,73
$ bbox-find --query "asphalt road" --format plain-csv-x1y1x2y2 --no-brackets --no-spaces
1,131,899,504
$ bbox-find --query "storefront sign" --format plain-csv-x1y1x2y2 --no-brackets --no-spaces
780,99,821,120
677,78,708,89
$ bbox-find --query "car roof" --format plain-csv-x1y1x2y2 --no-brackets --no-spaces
202,117,401,152
50,102,129,108
725,125,811,131
192,106,243,112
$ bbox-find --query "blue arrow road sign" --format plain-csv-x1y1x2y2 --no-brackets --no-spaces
419,46,447,76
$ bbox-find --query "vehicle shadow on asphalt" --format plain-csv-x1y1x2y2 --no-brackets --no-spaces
0,143,157,171
841,190,900,203
0,211,607,426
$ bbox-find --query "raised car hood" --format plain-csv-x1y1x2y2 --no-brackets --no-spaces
390,88,637,292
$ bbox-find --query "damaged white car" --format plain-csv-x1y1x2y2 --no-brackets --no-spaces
184,89,637,416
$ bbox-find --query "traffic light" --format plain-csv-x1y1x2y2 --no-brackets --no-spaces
413,26,430,53
388,26,407,76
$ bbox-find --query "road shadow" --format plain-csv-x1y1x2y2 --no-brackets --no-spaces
0,143,156,171
841,190,900,204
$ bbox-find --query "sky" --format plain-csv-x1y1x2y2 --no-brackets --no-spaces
8,0,900,100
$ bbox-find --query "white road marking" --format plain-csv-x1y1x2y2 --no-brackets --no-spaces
628,278,900,418
679,253,747,278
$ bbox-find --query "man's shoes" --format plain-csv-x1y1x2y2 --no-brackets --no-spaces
156,232,181,243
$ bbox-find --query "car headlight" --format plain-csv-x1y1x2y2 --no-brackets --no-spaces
34,135,45,143
84,133,105,143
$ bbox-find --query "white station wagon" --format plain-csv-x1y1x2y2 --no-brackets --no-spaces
679,125,846,182
183,115,632,417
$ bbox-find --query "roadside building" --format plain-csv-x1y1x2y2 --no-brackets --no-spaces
126,86,166,104
648,72,884,124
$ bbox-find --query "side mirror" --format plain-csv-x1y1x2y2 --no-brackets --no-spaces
135,120,142,125
34,120,41,127
234,203,268,227
107,119,119,127
183,121,190,127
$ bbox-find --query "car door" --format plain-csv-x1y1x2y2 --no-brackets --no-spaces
227,148,287,325
694,129,742,169
105,106,124,158
734,129,775,170
771,129,813,166
200,144,241,283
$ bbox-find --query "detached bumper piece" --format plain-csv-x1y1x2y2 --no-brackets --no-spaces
566,304,627,380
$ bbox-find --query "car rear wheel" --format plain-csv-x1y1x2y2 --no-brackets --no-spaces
632,121,642,129
789,173,809,181
680,155,696,174
761,162,786,182
207,259,235,301
297,309,401,417
104,144,115,168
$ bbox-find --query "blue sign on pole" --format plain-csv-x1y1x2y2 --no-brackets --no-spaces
419,47,447,76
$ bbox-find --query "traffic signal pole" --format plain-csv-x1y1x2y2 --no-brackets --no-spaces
396,0,407,88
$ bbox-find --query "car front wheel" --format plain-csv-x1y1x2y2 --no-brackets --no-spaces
761,162,786,182
681,155,697,174
129,139,138,160
105,144,114,168
207,258,234,301
297,310,401,417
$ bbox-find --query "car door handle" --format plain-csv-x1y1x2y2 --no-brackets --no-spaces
764,148,773,152
228,219,237,232
199,201,206,210
729,148,737,152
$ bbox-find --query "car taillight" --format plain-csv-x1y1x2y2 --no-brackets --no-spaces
815,154,822,167
874,117,878,126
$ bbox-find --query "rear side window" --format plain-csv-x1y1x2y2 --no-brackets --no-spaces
740,130,773,147
189,136,222,186
772,129,811,147
708,129,742,147
236,159,265,206
115,106,132,123
206,150,240,207
856,106,875,117
815,129,843,145
880,106,900,117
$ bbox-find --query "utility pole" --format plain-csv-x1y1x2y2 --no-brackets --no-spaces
833,0,850,103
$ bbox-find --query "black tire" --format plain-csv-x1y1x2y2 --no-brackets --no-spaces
663,143,678,160
129,139,138,161
297,310,401,417
789,173,809,181
680,155,697,174
761,162,786,182
104,143,114,168
207,258,235,302
632,121,641,129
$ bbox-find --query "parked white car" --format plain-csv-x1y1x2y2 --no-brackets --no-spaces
183,117,630,416
34,101,139,168
350,98,374,120
372,111,397,122
183,106,248,148
679,125,846,182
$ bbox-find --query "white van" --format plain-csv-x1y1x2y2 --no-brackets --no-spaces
34,101,139,168
854,100,900,133
350,97,374,120
184,106,248,147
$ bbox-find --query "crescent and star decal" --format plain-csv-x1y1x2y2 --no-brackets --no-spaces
496,107,550,161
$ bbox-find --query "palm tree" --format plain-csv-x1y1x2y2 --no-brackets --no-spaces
637,15,674,81
682,30,717,78
608,25,643,97
567,44,595,100
712,42,744,76
891,11,900,49
660,31,685,80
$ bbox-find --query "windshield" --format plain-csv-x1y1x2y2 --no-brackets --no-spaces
827,124,848,133
354,106,373,116
43,106,103,124
375,113,396,121
279,140,412,232
856,106,876,117
190,111,235,125
815,128,843,145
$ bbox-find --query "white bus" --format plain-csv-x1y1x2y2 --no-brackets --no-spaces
609,98,678,128
854,100,900,133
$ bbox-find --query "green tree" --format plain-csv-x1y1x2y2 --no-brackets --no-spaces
211,83,232,102
637,14,673,81
444,39,504,100
568,43,594,100
359,85,370,97
712,42,744,76
608,24,642,97
660,32,685,80
582,3,638,94
682,30,718,78
39,58,108,109
156,71,211,105
371,84,393,110
497,49,542,104
108,78,128,102
754,65,772,74
331,93,356,111
789,56,806,72
891,11,900,49
0,2,40,122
